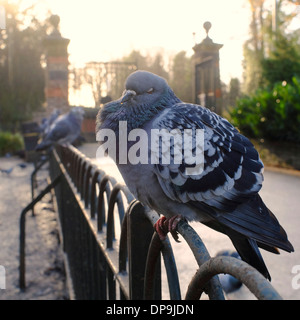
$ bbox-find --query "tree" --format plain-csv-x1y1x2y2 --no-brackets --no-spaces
261,1,300,86
228,78,242,107
242,0,300,93
0,1,50,131
169,51,193,102
262,32,300,86
83,62,105,108
148,52,169,80
242,0,266,94
72,60,137,106
122,50,149,70
232,0,300,142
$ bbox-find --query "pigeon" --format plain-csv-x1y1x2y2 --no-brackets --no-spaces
0,163,27,175
39,109,61,137
215,250,243,294
36,107,85,151
0,167,14,175
96,70,294,280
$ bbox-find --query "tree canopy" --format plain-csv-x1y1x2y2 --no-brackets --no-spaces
242,0,300,93
231,0,300,143
0,1,50,131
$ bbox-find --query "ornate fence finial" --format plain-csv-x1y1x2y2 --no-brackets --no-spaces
203,21,212,38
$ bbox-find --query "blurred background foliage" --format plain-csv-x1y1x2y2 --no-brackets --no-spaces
0,1,52,132
0,131,24,156
231,77,300,143
229,0,300,144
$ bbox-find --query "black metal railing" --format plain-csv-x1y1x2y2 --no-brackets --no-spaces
20,145,283,300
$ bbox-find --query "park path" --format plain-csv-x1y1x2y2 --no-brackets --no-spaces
0,156,67,300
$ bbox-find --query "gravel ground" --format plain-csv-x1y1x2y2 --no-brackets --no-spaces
0,155,68,300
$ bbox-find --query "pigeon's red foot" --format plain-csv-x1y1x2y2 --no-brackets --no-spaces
154,215,183,243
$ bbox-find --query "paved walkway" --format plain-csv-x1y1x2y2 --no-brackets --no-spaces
0,156,67,300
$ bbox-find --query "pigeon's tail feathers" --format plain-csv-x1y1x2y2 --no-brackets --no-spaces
35,140,53,151
226,229,271,281
210,194,294,254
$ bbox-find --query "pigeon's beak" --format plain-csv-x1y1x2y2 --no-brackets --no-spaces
121,90,136,104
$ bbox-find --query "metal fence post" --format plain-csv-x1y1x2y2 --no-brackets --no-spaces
19,174,61,290
127,201,161,300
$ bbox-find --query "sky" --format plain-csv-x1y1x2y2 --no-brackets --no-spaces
20,0,258,83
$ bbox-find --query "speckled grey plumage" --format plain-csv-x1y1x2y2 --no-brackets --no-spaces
36,107,84,151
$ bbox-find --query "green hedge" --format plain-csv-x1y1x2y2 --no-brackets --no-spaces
0,132,24,156
230,77,300,143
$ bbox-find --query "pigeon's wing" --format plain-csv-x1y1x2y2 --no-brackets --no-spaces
152,103,293,254
152,103,264,210
46,116,71,142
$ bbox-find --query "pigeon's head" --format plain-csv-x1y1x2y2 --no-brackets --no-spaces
97,71,180,132
51,109,61,117
121,71,170,107
70,107,85,121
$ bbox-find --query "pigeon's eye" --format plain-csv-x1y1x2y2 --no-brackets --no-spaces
147,88,154,94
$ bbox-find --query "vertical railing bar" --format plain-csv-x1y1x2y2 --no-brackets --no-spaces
127,201,159,300
30,155,50,216
106,182,121,249
90,171,100,219
73,154,79,186
79,159,86,197
119,213,128,273
83,164,93,208
97,175,113,232
160,235,182,300
107,267,116,299
143,227,181,300
143,233,162,300
106,182,130,248
19,174,62,290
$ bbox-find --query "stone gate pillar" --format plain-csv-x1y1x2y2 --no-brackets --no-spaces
43,15,70,116
192,22,223,114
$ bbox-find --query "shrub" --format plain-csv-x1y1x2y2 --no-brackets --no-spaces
230,77,300,143
0,131,24,156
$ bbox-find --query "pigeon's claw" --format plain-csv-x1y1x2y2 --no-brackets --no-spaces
154,215,183,243
154,216,168,241
168,215,183,242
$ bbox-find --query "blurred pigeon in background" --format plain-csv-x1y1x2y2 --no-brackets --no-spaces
96,71,294,280
36,107,84,151
215,250,243,294
0,163,27,175
39,109,61,137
